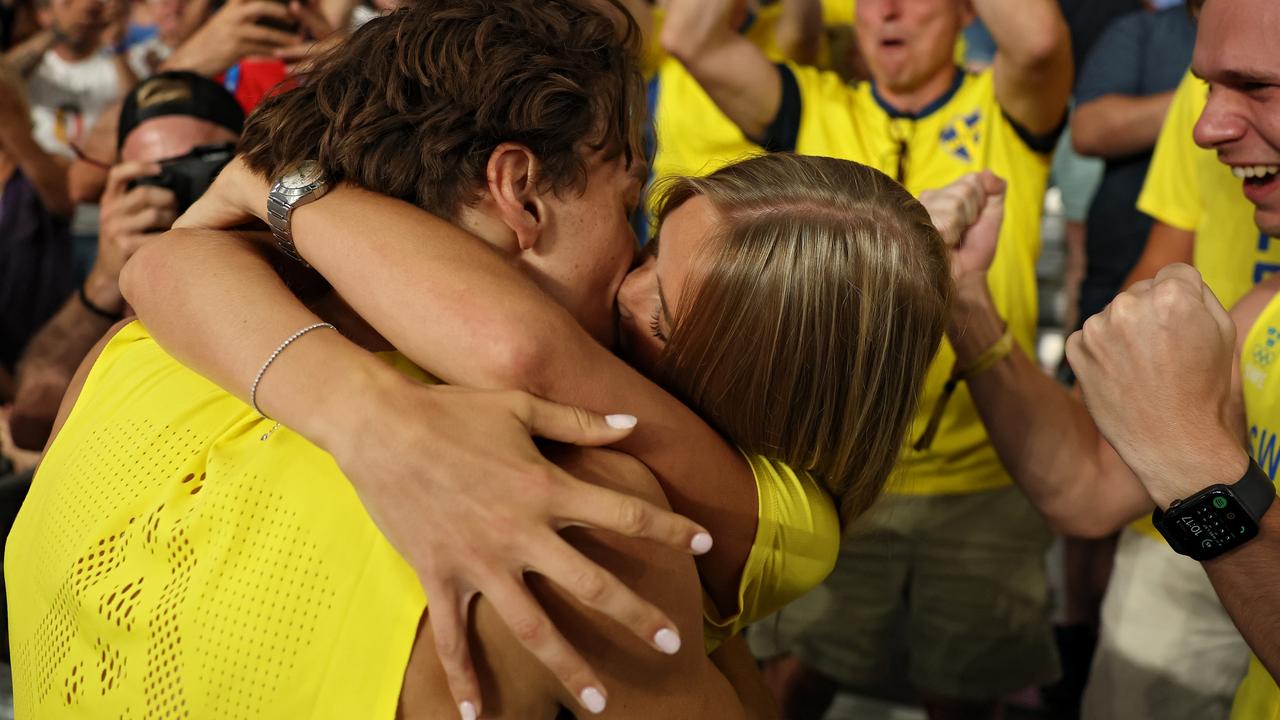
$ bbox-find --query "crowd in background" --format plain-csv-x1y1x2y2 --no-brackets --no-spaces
0,0,1277,719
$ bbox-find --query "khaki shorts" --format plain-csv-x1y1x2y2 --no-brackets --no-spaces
749,485,1060,700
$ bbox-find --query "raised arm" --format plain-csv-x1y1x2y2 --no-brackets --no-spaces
660,0,782,141
774,0,824,66
0,62,72,217
923,173,1154,538
976,0,1072,136
1068,267,1280,680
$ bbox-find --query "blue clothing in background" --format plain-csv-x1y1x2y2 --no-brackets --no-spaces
1075,7,1197,321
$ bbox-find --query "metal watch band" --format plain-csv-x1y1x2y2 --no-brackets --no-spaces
266,194,306,264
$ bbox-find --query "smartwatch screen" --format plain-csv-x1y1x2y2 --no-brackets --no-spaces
1167,488,1259,558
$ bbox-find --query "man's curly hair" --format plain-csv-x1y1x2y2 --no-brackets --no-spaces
239,0,645,218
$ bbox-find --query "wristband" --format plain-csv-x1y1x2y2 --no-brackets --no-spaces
913,327,1015,452
77,283,124,322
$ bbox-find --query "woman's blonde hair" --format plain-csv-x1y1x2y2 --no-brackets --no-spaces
652,154,951,526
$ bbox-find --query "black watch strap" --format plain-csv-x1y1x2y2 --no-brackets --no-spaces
1233,459,1276,519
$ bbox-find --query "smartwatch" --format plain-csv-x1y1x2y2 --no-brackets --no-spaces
1154,459,1276,561
267,161,329,266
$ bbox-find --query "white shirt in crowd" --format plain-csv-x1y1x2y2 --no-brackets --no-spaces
26,50,124,160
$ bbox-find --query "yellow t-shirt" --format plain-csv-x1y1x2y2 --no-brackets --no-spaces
1131,70,1280,542
1227,290,1280,720
6,322,838,715
823,0,855,27
780,64,1053,495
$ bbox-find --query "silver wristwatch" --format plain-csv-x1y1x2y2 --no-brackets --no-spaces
267,160,329,265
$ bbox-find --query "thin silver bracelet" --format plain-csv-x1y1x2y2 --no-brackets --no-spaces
250,322,337,420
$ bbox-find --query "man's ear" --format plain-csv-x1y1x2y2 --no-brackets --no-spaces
486,143,549,252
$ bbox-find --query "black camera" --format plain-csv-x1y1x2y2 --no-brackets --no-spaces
128,143,236,214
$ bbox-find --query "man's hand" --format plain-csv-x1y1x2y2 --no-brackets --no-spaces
1067,264,1249,508
162,0,301,77
92,161,181,314
321,374,713,719
919,171,1007,283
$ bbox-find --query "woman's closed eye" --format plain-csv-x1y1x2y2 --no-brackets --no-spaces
648,306,668,342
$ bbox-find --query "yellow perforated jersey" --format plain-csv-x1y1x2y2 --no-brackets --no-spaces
1228,288,1280,720
1131,70,1280,542
6,322,839,715
782,64,1052,495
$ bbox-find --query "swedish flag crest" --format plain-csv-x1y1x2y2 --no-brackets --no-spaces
940,110,982,163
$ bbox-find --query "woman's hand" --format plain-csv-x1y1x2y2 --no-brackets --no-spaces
311,365,713,719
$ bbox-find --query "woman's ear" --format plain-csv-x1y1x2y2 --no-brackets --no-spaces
486,143,550,251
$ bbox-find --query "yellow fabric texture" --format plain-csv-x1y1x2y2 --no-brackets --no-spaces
703,454,840,652
1232,655,1280,720
786,65,1050,495
1130,70,1280,542
823,0,855,27
1228,292,1280,720
7,322,838,713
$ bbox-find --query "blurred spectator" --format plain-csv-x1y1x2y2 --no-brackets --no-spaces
0,60,74,376
125,0,191,78
1056,0,1144,75
7,70,242,453
18,0,133,158
1061,6,1197,720
661,1,1073,719
639,0,825,220
1072,3,1194,325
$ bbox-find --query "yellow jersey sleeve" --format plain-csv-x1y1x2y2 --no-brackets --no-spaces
1231,655,1280,720
1137,71,1207,232
702,454,840,652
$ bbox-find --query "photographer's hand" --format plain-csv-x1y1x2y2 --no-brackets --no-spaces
93,161,180,314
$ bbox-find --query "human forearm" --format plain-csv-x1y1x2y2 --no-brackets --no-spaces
1207,506,1280,680
1,129,72,216
9,292,116,449
1120,221,1195,290
661,0,781,141
950,278,1152,536
775,0,822,65
975,0,1071,134
120,229,400,452
284,188,757,599
711,635,779,720
4,30,54,76
1072,92,1174,159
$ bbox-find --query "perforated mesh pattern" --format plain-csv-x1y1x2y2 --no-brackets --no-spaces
10,417,336,718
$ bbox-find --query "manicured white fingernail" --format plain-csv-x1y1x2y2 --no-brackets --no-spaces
654,628,681,654
690,532,713,555
580,687,607,714
605,414,637,429
459,701,477,720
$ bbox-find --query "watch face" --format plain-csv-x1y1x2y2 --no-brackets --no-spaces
280,160,324,190
1165,489,1259,559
